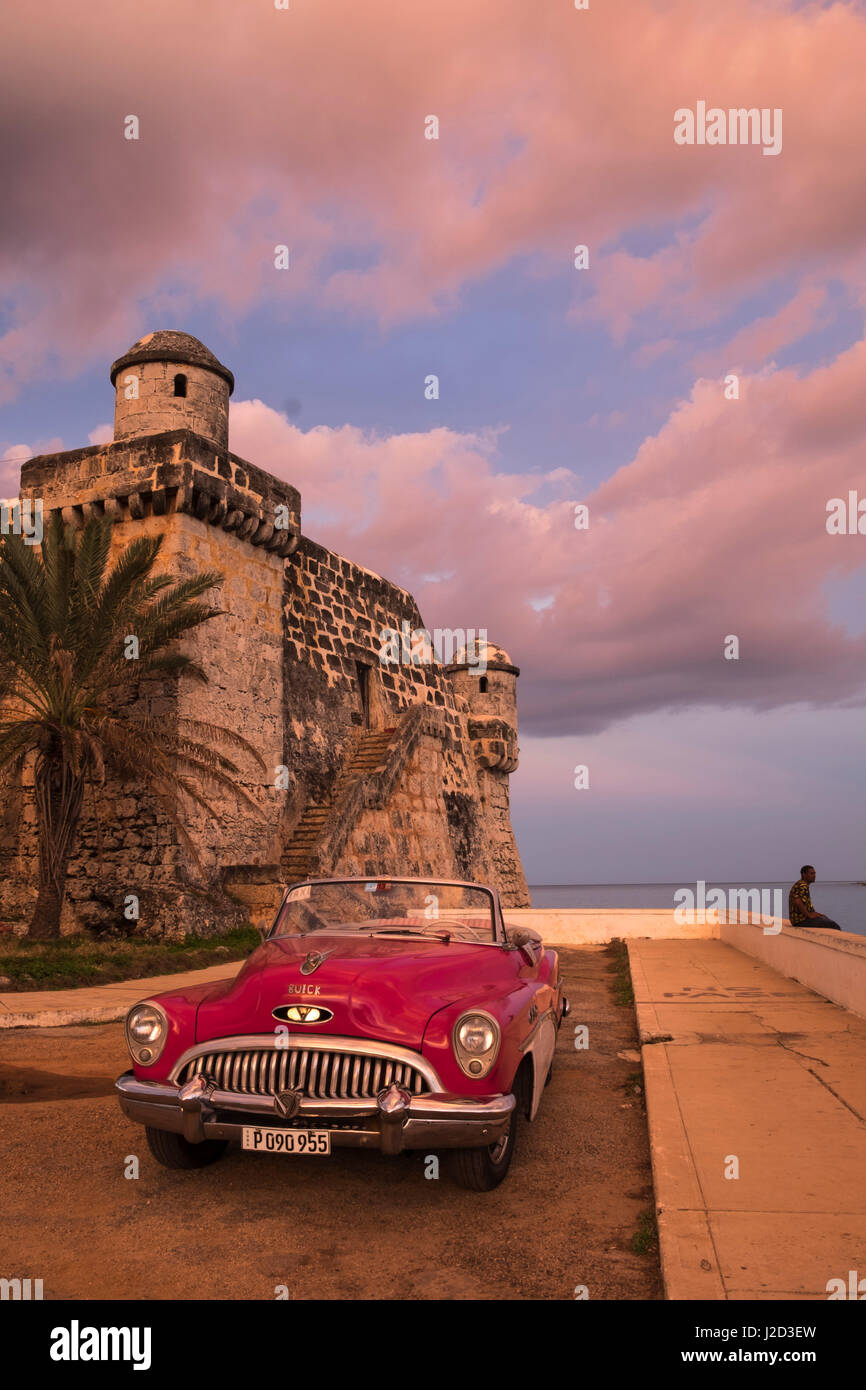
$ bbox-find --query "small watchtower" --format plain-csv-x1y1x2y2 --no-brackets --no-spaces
447,641,520,772
109,330,234,452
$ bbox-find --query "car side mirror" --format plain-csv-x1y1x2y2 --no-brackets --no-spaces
511,928,541,966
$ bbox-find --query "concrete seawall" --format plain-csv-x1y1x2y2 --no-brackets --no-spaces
719,919,866,1022
504,908,715,943
507,910,866,1020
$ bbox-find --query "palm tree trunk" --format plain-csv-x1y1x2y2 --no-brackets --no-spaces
27,755,86,939
28,878,67,940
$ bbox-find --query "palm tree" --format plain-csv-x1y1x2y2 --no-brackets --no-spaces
0,512,264,938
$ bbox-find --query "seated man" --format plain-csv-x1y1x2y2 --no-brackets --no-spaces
788,865,842,930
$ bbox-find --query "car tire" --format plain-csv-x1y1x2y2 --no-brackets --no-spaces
448,1107,518,1191
145,1126,228,1170
448,1064,530,1192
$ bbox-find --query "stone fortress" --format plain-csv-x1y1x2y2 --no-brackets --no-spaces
1,332,530,937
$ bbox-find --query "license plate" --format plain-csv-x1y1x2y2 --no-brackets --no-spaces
242,1127,331,1155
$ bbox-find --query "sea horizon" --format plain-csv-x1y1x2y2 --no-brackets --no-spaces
529,879,865,886
528,880,866,937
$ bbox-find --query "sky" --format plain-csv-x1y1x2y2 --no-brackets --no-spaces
2,0,865,884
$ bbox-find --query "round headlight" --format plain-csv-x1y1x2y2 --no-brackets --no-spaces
129,1006,163,1043
125,1002,167,1065
457,1019,497,1054
453,1011,501,1079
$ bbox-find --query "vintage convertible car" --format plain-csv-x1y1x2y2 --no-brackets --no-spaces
115,876,569,1189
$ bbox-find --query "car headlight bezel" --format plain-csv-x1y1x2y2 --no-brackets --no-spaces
452,1009,501,1079
125,1000,168,1067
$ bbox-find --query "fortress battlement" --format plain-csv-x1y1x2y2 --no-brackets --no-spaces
3,332,529,937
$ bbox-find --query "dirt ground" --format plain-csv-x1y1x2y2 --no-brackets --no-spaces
0,945,662,1300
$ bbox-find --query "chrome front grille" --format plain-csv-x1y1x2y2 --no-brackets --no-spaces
177,1047,428,1100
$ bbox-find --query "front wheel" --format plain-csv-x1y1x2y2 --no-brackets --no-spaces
448,1100,520,1192
145,1126,228,1170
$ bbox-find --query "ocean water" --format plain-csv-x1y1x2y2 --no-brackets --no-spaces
529,882,866,938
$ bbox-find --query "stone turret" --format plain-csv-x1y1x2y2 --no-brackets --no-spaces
447,642,520,772
110,330,233,452
445,640,528,903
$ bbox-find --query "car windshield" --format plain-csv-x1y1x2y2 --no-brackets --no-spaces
268,879,497,944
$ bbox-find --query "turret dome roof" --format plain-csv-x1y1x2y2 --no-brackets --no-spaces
110,331,234,392
448,640,519,675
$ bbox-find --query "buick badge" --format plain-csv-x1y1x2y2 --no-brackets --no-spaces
272,1004,334,1024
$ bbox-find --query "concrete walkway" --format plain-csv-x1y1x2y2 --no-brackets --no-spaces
0,963,239,1029
629,937,866,1300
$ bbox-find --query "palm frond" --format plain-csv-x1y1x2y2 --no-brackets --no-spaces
178,718,268,769
0,517,267,909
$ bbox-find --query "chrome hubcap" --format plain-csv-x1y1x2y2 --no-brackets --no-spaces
489,1124,510,1164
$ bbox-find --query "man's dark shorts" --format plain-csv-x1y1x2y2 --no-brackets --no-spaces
796,918,842,931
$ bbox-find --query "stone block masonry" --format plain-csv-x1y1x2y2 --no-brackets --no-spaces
1,331,529,938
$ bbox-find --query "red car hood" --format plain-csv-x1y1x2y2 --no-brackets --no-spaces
195,932,507,1050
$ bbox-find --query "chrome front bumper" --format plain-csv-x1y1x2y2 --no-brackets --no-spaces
115,1071,515,1155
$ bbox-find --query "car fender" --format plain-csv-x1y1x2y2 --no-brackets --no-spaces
422,983,528,1096
422,973,556,1113
521,1008,557,1119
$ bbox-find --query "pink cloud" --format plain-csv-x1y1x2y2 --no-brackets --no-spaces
3,0,866,394
232,335,866,736
692,283,827,374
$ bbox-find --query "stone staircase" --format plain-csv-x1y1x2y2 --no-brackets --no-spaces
223,707,453,921
281,727,397,883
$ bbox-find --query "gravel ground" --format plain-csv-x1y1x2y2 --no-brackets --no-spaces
0,944,662,1300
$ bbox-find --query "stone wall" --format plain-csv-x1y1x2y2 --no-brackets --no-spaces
0,503,281,938
477,767,527,905
18,429,301,554
3,431,301,935
2,420,530,935
167,512,287,872
280,537,529,902
338,737,474,881
282,536,470,807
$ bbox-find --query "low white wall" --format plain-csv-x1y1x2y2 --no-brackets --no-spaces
719,920,866,1021
504,910,866,1020
503,908,716,945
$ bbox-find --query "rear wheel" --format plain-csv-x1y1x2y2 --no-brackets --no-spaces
145,1127,228,1170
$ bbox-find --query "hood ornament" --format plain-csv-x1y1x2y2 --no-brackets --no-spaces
300,947,335,975
274,1089,302,1118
